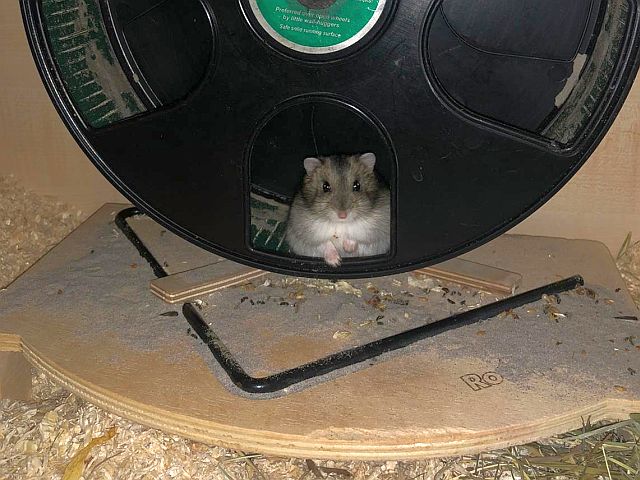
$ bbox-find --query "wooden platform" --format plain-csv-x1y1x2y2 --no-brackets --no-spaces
0,205,638,460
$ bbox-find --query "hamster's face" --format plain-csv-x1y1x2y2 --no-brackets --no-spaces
300,153,382,222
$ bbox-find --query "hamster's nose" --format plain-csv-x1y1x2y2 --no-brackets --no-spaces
337,211,348,219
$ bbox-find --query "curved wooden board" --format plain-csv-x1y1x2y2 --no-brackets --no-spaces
0,205,638,460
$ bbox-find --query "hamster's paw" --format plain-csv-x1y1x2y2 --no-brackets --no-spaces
343,238,358,253
324,242,342,267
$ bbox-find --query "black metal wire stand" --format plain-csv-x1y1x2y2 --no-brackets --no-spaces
116,207,584,394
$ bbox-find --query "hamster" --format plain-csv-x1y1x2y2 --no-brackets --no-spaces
285,153,390,267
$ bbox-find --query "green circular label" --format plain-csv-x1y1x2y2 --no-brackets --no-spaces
248,0,386,53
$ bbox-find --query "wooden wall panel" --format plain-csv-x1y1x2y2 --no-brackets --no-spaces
509,83,640,253
0,1,125,212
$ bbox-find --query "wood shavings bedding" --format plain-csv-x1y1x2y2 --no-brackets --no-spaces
0,175,84,289
616,233,640,306
0,371,440,479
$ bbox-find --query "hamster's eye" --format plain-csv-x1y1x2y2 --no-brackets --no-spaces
322,182,331,193
352,180,361,192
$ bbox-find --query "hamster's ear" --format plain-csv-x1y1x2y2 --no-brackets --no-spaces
359,153,376,171
303,157,322,175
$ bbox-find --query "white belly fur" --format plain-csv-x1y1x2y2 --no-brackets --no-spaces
295,215,390,258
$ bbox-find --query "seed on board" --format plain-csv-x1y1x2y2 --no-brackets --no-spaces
288,290,305,300
389,297,409,306
367,295,386,311
499,309,518,319
366,282,380,294
334,281,362,297
333,330,352,340
543,304,566,320
407,275,436,290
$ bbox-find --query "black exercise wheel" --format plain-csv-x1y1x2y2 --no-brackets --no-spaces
22,0,640,278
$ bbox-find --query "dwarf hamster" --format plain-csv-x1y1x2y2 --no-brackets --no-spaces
285,153,390,267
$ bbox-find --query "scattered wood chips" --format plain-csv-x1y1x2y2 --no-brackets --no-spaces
0,175,84,289
0,372,441,479
616,232,640,306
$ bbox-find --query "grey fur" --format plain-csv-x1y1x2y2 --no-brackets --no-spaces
285,153,390,265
